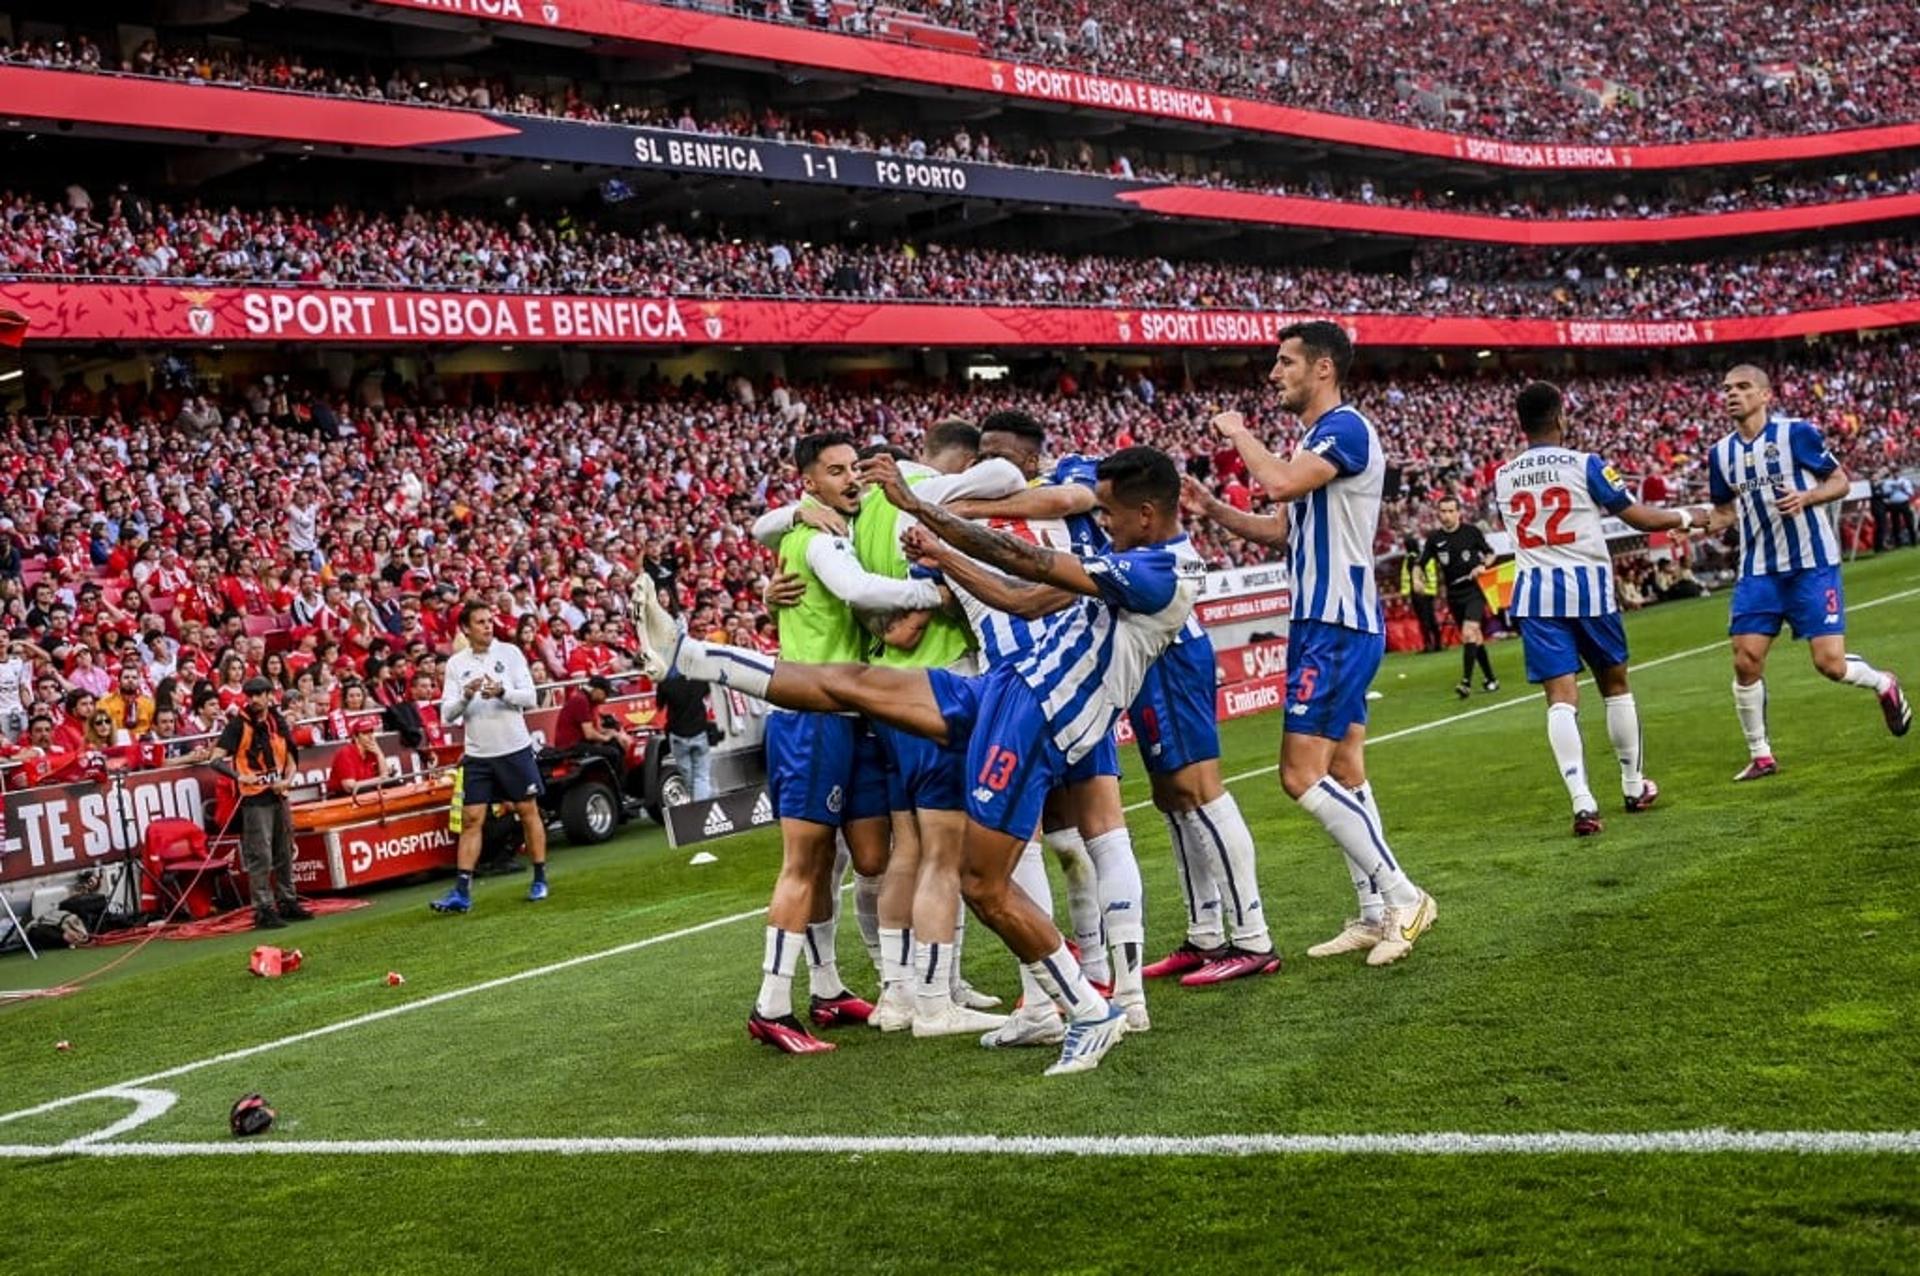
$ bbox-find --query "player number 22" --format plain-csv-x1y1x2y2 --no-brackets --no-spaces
1509,487,1577,549
976,745,1018,792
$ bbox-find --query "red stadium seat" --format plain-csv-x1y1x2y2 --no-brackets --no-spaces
141,817,237,920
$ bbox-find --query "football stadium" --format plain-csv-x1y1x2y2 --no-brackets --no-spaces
0,0,1917,1269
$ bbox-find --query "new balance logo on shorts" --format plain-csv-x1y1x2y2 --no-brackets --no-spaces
972,786,996,806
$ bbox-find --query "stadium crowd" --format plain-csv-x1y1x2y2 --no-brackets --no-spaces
6,188,1919,322
706,0,1920,144
3,342,1914,784
8,31,1920,221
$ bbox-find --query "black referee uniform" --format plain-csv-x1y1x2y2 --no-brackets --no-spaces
1420,523,1499,691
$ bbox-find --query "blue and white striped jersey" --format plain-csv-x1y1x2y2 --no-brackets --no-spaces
1012,536,1203,763
1046,453,1204,649
951,514,1076,668
1707,415,1841,577
1493,445,1633,618
1048,455,1111,557
1291,404,1384,634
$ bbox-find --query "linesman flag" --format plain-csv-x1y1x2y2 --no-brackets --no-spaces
1477,559,1517,613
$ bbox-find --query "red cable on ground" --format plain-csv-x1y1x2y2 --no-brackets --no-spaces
1,800,246,1003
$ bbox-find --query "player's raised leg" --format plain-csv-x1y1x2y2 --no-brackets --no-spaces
668,637,954,744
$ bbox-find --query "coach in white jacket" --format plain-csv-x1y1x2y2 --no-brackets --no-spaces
430,601,549,913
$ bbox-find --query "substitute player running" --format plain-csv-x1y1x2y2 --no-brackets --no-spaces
1493,382,1706,836
1707,365,1910,778
1420,496,1501,697
1210,321,1436,966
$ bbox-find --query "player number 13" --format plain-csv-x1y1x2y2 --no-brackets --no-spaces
1508,487,1577,549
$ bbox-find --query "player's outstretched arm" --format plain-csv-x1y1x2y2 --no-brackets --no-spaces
1211,411,1339,502
1615,502,1714,534
1182,474,1289,549
873,458,1102,596
907,528,1080,620
948,484,1095,523
750,501,845,549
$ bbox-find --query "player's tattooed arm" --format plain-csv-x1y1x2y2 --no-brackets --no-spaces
901,527,1080,618
872,456,1102,596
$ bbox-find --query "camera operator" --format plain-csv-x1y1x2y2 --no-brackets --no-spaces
214,676,313,930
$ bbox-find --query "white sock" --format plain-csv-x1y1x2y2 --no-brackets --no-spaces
1193,794,1269,951
1841,653,1893,695
755,926,803,1019
1546,702,1596,813
804,918,843,998
1733,679,1771,759
879,925,912,989
948,900,968,996
916,937,955,1012
1298,779,1421,909
680,639,774,698
1084,828,1144,948
1163,812,1225,949
1010,840,1056,1010
1022,942,1111,1024
854,871,883,978
1603,693,1645,799
1045,827,1108,983
1347,784,1387,924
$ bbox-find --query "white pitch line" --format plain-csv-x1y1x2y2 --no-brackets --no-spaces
0,907,769,1130
3,581,1914,1139
3,1130,1920,1159
1156,582,1920,810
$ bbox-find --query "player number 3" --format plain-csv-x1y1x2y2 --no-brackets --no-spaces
1509,487,1577,549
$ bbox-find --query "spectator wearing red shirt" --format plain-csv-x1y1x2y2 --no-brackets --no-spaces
327,716,393,795
552,676,632,784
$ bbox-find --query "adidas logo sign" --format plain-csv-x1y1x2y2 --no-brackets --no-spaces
703,805,735,836
750,792,773,825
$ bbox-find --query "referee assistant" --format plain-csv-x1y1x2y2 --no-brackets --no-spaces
430,602,548,913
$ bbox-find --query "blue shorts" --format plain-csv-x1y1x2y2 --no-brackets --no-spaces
1519,613,1630,684
462,746,544,806
1063,734,1121,784
765,712,890,827
1285,620,1384,741
1730,565,1846,641
1128,635,1222,775
931,664,1068,839
876,721,966,813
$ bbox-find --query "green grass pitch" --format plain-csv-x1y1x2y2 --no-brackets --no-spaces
2,556,1917,1273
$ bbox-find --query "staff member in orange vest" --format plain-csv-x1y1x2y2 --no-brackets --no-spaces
215,676,314,930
